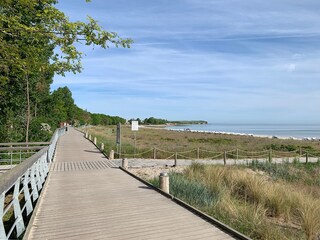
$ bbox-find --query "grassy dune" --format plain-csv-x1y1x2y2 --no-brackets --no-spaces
150,163,320,239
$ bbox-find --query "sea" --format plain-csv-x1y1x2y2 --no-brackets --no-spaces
166,124,320,140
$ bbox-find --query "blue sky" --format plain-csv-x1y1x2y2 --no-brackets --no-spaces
53,0,320,123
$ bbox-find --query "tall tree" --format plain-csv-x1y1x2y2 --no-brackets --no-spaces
0,0,132,142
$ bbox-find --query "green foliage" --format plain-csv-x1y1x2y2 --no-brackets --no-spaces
188,138,234,144
151,172,218,208
0,0,132,142
143,117,168,125
249,161,320,186
28,116,52,141
91,113,125,126
267,143,298,151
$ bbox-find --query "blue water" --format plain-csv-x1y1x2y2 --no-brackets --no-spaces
166,124,320,139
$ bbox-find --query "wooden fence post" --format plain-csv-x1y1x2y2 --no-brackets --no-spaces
268,149,272,163
174,152,178,167
306,152,309,164
223,151,227,165
101,143,104,151
153,147,156,159
94,137,97,145
197,147,200,159
299,146,302,156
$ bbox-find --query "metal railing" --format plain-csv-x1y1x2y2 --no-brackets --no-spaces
0,128,65,239
0,142,49,170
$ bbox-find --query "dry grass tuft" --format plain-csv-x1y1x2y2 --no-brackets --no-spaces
174,164,320,239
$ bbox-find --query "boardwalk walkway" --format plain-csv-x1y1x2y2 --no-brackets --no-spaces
25,128,235,240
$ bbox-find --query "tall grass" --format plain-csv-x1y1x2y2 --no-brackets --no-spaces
149,163,320,239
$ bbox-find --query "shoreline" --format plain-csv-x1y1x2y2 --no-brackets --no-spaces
167,128,303,140
136,125,320,141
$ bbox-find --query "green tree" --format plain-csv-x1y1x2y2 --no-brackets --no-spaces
0,0,132,142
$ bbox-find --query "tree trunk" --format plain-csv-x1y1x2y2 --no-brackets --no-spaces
26,74,30,144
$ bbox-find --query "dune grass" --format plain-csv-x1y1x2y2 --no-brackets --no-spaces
150,163,320,240
85,125,320,159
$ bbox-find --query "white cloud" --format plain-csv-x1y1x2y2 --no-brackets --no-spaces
54,0,320,123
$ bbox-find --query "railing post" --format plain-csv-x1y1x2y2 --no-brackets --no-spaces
174,152,178,167
197,147,200,159
13,179,25,237
122,158,128,169
23,170,33,216
10,150,13,168
159,172,169,194
94,137,97,145
101,143,104,151
89,135,92,141
223,151,227,165
30,164,39,201
0,193,6,240
85,131,88,138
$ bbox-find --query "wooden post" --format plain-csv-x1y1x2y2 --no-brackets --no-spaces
159,172,169,194
85,131,88,138
197,147,200,159
122,158,128,169
236,148,239,161
109,150,114,160
94,137,97,145
223,151,227,165
299,146,302,156
174,152,178,167
89,135,92,141
101,143,104,151
268,149,272,163
153,147,156,160
305,152,308,163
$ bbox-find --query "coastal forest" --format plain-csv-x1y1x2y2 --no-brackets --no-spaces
0,0,131,143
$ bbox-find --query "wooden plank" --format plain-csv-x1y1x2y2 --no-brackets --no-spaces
25,128,236,240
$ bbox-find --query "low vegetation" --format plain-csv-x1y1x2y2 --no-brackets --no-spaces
149,162,320,239
86,125,320,158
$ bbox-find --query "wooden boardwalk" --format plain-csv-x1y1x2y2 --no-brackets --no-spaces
25,128,235,240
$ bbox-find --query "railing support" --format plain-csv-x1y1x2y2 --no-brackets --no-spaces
13,180,25,237
223,151,227,165
23,170,33,216
0,193,6,240
0,127,65,240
